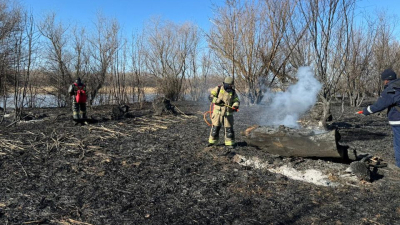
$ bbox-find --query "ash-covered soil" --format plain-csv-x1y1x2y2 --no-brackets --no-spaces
1,100,400,225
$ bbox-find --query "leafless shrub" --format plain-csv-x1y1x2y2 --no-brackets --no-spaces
143,17,200,101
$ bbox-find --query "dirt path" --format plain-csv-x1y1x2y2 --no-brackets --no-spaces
1,101,400,224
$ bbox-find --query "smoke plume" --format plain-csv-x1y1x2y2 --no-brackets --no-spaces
261,66,321,128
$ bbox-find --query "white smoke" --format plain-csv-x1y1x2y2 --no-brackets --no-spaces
262,66,321,128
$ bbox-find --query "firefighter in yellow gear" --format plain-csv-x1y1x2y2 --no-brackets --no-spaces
208,77,240,147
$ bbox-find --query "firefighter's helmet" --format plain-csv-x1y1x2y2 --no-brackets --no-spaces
224,77,234,85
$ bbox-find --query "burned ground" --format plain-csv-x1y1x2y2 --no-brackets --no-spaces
1,100,400,224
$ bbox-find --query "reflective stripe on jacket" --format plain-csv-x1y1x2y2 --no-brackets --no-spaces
210,85,240,116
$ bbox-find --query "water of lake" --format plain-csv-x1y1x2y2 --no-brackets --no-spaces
0,93,158,109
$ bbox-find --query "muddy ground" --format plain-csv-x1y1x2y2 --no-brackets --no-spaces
1,99,400,225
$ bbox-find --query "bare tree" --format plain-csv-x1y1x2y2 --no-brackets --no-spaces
299,0,356,128
371,11,399,95
24,12,40,109
187,49,213,101
131,31,147,107
38,12,72,107
110,37,129,105
208,0,306,104
11,10,40,120
342,22,375,107
208,0,242,97
0,0,22,115
87,13,120,105
144,17,199,101
71,26,90,80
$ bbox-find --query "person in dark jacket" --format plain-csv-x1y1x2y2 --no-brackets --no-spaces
361,68,400,168
68,77,87,121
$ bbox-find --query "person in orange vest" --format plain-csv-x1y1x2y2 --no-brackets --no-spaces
68,77,87,121
207,77,240,148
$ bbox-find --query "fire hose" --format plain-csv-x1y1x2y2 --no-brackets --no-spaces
203,103,239,127
203,103,213,127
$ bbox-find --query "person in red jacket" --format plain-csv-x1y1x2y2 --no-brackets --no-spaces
68,77,87,121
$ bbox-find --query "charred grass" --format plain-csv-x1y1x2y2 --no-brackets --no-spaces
1,101,400,224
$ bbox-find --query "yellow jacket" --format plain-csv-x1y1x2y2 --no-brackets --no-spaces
210,85,240,116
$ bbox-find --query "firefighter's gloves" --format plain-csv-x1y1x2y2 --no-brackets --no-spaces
212,97,224,104
208,95,214,102
232,106,239,112
208,95,221,104
356,110,365,115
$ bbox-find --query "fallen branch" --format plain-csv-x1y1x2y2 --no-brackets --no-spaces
48,219,94,225
0,110,5,124
114,188,133,194
22,220,47,224
16,161,28,177
66,219,94,225
87,125,129,137
0,139,24,150
173,105,190,118
53,113,66,121
152,118,178,124
6,114,30,128
362,218,384,225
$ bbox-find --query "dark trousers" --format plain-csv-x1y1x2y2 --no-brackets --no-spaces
391,126,400,167
72,102,87,120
